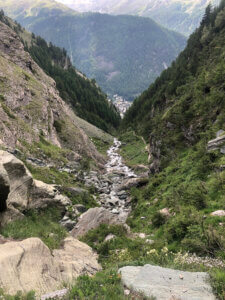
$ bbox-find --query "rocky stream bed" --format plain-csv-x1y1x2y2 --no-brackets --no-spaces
83,138,139,222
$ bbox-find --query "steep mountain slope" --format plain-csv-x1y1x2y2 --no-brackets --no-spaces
58,0,220,36
0,12,120,133
121,0,225,267
0,19,108,168
0,0,186,100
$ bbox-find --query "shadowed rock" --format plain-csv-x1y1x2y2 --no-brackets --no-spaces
0,150,71,226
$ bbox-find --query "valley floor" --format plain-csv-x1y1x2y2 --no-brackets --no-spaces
1,131,224,299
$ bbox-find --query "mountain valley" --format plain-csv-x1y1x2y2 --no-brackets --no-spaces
0,0,225,299
0,0,186,101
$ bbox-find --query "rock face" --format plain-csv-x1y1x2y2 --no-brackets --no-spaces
0,150,70,226
207,134,225,154
0,237,101,296
119,264,216,300
71,207,122,238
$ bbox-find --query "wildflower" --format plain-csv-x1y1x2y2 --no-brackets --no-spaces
147,249,158,256
161,246,168,253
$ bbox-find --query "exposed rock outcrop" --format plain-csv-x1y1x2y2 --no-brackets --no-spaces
71,207,123,238
0,150,70,226
207,134,225,154
119,264,216,300
0,237,101,296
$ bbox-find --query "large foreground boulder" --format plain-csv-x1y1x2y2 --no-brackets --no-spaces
71,207,122,238
0,150,71,226
119,265,215,300
0,237,101,296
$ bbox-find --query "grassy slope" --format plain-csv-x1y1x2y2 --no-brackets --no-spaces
120,3,225,298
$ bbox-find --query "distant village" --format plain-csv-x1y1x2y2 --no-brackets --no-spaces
111,94,132,118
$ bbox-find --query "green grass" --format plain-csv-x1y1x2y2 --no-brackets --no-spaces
0,289,35,300
91,137,113,157
1,102,16,119
0,207,67,250
119,131,148,168
68,269,152,300
26,164,77,186
78,223,225,299
20,136,69,164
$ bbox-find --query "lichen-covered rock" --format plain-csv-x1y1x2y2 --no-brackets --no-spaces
119,264,216,300
0,237,101,296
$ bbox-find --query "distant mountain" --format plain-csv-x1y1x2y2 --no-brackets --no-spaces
0,0,186,100
57,0,220,36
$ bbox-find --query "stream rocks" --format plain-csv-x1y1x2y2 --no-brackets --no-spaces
83,139,145,222
119,264,216,300
0,237,101,296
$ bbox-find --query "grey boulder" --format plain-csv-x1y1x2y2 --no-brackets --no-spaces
119,264,216,300
71,207,122,238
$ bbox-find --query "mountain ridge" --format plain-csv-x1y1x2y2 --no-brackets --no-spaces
57,0,220,36
0,0,186,100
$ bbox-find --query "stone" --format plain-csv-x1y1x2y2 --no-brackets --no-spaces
117,190,127,196
112,208,119,214
60,217,76,231
0,150,71,226
74,204,86,213
53,237,101,282
210,210,225,217
124,289,130,296
119,264,216,300
216,130,225,138
146,239,154,245
207,134,225,153
41,289,68,300
117,177,148,191
138,233,146,239
0,237,101,296
0,150,33,211
71,207,122,238
159,208,171,218
104,234,116,242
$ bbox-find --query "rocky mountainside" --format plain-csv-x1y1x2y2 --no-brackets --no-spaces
0,0,186,100
0,12,120,133
58,0,220,36
0,19,110,167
